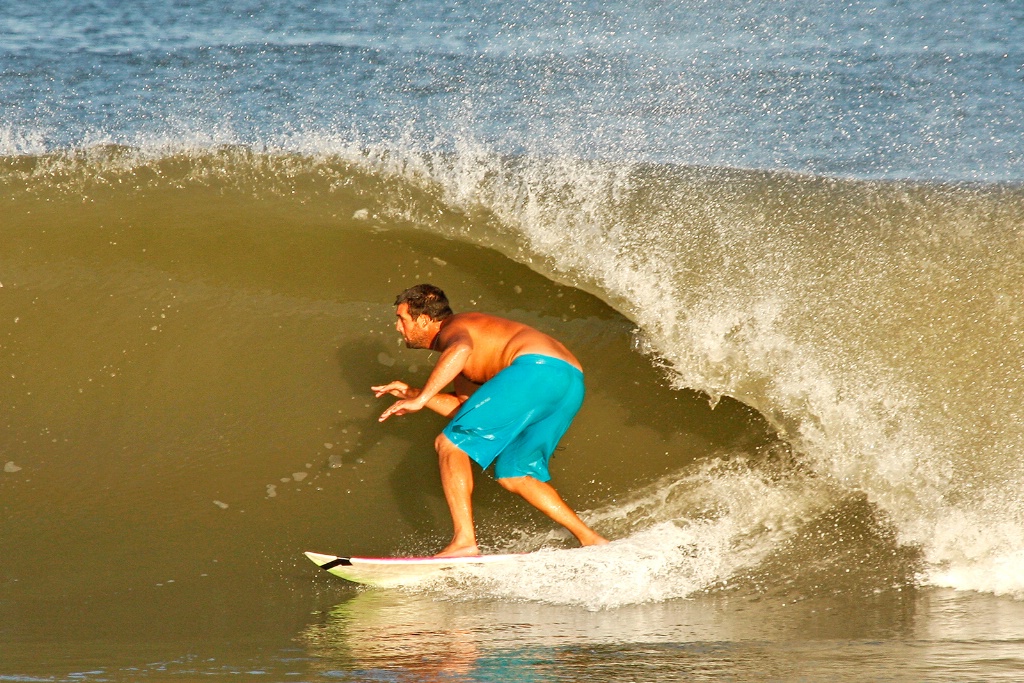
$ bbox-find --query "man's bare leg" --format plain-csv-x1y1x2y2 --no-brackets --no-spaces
498,475,609,547
434,434,481,558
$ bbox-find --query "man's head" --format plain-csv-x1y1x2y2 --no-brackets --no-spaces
394,284,453,321
394,284,453,349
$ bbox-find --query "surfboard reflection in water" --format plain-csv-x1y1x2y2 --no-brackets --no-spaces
301,588,1024,682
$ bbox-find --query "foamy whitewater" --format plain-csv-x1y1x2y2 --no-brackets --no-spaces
348,143,1024,603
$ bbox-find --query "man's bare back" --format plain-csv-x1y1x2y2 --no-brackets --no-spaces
377,304,582,422
434,312,582,384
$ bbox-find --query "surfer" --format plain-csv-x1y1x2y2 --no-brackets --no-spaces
373,284,609,557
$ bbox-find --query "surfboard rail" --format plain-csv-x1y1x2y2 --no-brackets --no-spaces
304,551,522,587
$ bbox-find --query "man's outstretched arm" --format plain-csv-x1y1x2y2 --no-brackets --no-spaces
376,339,472,422
371,381,464,418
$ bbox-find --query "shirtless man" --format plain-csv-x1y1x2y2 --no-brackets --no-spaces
373,284,608,557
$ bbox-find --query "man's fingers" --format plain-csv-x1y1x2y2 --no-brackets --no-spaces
372,382,401,397
378,401,407,422
378,396,424,422
372,381,421,401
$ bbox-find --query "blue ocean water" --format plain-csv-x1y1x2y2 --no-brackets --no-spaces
2,0,1022,180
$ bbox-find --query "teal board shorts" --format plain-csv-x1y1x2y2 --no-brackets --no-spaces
441,354,585,482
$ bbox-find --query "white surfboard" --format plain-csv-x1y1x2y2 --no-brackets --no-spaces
304,551,522,588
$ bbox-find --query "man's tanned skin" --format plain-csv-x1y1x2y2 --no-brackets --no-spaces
373,292,608,558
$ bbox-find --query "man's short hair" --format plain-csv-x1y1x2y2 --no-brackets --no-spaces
395,284,453,321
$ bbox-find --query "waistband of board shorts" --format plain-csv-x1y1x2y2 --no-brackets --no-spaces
510,353,583,374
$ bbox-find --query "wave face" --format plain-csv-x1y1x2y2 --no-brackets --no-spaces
2,146,1021,614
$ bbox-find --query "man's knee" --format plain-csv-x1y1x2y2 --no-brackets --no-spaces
435,434,471,468
434,432,453,454
497,475,531,494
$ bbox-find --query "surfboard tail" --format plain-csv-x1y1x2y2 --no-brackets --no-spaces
303,550,523,587
304,551,351,570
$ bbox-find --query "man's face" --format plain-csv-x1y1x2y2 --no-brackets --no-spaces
395,303,432,349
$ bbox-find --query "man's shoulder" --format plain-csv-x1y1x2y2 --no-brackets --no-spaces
448,311,511,327
441,312,524,343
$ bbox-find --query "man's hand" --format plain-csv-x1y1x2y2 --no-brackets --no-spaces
377,396,427,422
372,381,427,422
371,381,420,400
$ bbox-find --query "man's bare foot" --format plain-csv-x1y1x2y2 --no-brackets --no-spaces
581,535,610,547
434,542,481,558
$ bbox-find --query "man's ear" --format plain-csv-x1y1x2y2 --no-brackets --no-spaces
416,314,431,328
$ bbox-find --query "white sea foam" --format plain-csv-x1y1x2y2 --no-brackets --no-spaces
403,140,1024,601
923,505,1024,599
434,458,836,609
0,125,48,156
